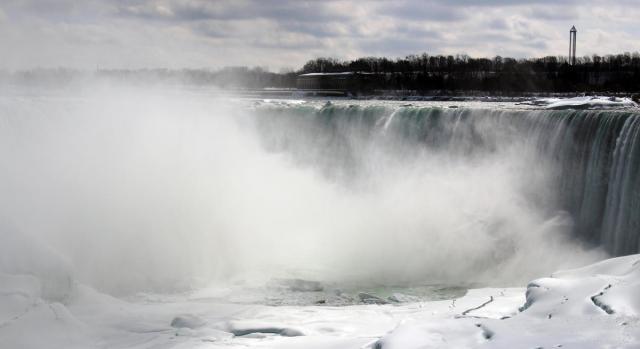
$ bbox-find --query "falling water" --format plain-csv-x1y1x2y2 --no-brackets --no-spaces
0,85,636,297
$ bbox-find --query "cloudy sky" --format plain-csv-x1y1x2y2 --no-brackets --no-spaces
1,0,639,71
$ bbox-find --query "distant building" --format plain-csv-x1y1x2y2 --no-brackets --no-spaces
569,26,577,65
296,72,377,93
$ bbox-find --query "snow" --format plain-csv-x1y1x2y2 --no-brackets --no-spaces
1,255,639,348
0,229,74,302
531,96,638,110
298,72,357,77
171,314,207,329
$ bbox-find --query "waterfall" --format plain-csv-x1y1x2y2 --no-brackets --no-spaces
253,104,640,255
0,88,634,292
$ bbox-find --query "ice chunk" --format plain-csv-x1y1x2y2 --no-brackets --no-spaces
358,292,389,305
227,321,304,337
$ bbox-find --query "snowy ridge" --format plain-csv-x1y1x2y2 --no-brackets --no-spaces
374,255,640,348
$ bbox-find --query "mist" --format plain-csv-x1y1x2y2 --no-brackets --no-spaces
0,83,605,296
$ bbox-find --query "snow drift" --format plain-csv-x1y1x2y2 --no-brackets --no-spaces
1,250,638,348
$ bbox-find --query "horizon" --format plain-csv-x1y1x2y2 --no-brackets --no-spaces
3,50,639,74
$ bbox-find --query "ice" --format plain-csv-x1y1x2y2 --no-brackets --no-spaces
171,314,206,329
2,255,640,348
227,321,305,337
533,96,638,110
358,292,390,305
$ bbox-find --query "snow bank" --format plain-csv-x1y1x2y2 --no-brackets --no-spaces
1,241,639,348
376,255,640,349
526,254,640,317
532,96,638,110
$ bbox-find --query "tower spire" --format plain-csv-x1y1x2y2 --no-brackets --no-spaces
569,26,577,65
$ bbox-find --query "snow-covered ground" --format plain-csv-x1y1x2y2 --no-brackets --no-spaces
1,254,638,348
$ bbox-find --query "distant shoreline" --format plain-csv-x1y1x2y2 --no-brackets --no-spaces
2,72,638,105
230,88,640,104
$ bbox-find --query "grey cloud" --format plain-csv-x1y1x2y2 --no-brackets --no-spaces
488,18,508,30
277,21,354,39
248,36,322,50
192,21,240,39
0,0,638,70
2,0,79,16
115,0,356,42
357,32,446,57
378,1,468,22
526,40,548,50
440,0,578,6
117,0,350,23
528,7,578,21
393,24,444,40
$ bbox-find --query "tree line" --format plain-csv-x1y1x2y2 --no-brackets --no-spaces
298,53,640,93
3,52,639,94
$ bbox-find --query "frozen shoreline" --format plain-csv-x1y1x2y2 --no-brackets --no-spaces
1,255,639,348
